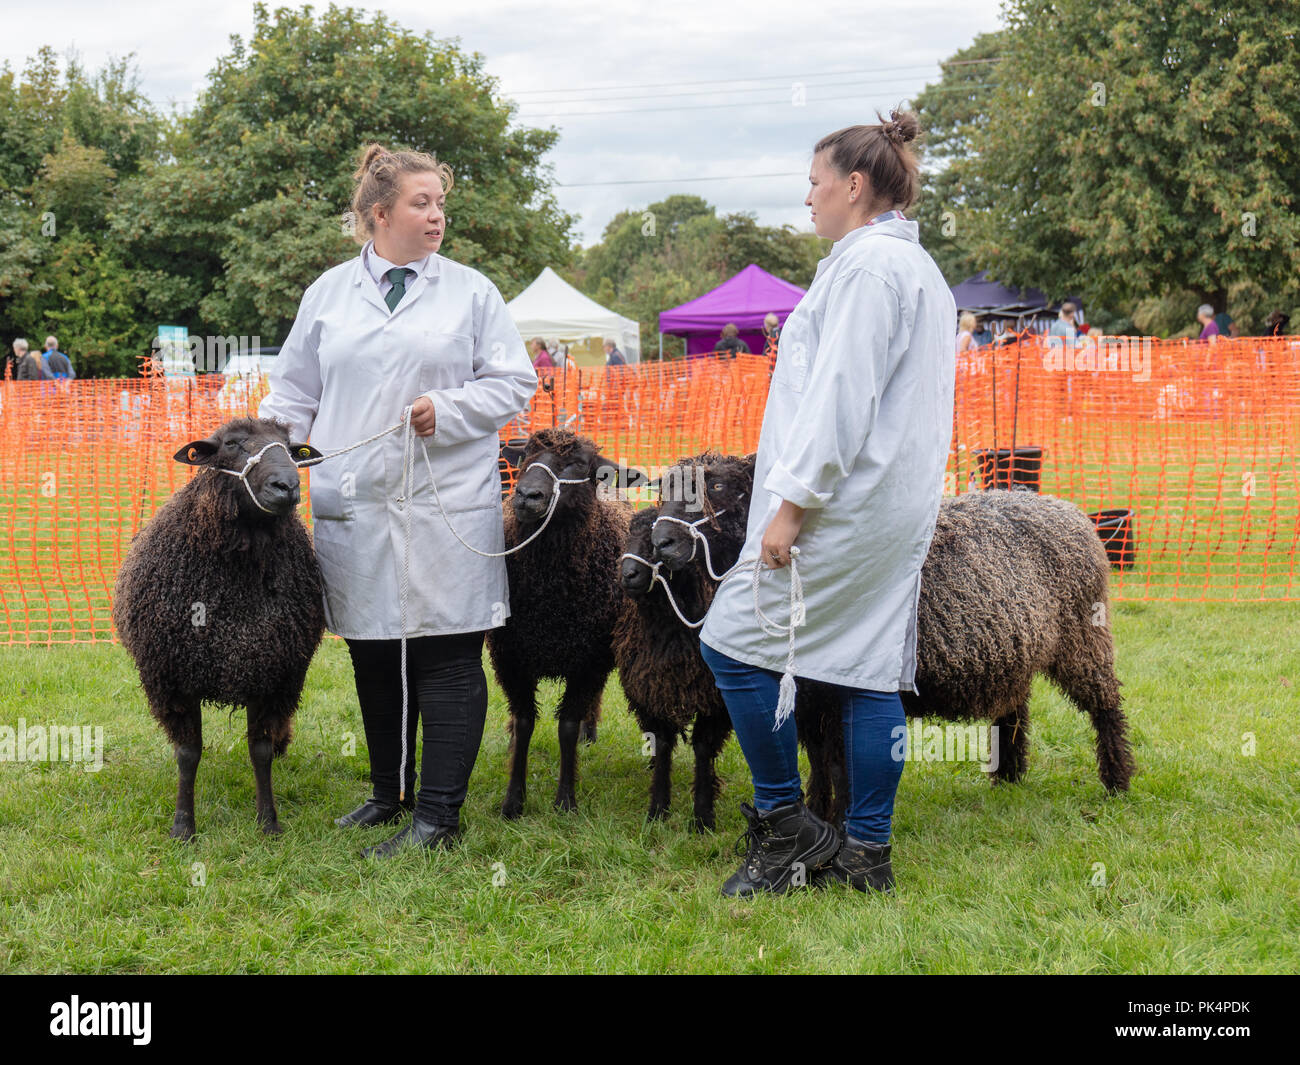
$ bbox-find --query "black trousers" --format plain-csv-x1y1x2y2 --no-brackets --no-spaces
343,630,488,827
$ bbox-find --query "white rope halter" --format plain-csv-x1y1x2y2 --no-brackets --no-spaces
214,440,296,513
644,505,805,731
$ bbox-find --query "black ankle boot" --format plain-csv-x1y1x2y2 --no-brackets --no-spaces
360,814,462,859
816,834,895,893
334,795,414,828
721,800,840,898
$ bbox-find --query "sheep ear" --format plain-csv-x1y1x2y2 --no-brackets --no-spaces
290,443,322,464
174,438,219,465
500,439,528,468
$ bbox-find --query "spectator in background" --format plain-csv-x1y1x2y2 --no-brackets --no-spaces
530,336,554,370
762,312,781,371
1214,309,1239,339
972,317,993,348
956,312,977,354
1048,302,1078,340
715,322,750,358
17,340,53,380
42,335,76,379
1265,311,1291,337
6,337,28,379
1197,304,1220,341
603,336,626,367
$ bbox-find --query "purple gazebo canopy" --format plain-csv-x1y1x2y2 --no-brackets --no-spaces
660,263,807,355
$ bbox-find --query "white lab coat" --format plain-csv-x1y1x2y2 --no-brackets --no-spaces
258,250,537,639
700,218,956,691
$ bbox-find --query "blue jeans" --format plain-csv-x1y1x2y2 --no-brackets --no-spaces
700,640,905,844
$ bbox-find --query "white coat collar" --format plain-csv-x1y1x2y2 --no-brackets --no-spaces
815,217,919,281
358,239,441,284
354,240,442,317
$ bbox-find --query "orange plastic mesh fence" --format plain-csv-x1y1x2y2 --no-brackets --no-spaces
2,338,1297,645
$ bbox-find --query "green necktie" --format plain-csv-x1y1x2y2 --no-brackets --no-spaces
384,266,414,311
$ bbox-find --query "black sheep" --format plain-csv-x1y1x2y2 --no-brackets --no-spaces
649,452,843,820
486,428,643,818
112,417,325,839
614,485,733,831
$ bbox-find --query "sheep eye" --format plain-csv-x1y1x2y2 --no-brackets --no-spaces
711,483,724,492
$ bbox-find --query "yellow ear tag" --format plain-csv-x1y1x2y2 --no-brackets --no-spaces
298,448,310,457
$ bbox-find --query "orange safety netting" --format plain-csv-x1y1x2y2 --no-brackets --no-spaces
2,338,1298,646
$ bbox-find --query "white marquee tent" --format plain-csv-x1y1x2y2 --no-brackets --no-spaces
506,267,641,362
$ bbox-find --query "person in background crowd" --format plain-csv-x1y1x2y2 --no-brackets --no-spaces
16,338,53,380
972,317,993,348
1214,309,1239,339
1048,302,1078,340
530,336,554,370
603,337,626,367
956,312,977,354
762,313,781,371
6,337,28,379
1265,311,1291,337
42,335,76,379
1197,305,1220,341
715,322,750,358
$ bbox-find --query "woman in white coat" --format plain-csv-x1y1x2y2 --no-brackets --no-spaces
259,144,537,858
699,111,957,896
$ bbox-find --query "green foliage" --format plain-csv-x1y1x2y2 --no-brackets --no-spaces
0,5,576,373
959,0,1300,332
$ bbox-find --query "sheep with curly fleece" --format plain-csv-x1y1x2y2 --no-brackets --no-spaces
653,476,1135,825
487,427,642,819
645,452,842,825
112,417,325,840
615,472,735,830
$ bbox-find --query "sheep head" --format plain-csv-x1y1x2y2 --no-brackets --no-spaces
620,506,659,597
510,427,647,525
174,417,320,520
653,451,755,573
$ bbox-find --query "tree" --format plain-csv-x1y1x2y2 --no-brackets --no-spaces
965,0,1300,330
113,2,576,341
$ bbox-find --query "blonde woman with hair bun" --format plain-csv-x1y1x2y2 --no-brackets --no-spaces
260,142,537,859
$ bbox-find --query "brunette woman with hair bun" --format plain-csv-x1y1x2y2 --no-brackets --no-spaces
699,108,957,897
260,142,537,858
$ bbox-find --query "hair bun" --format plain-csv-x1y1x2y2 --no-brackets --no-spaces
352,142,394,182
884,109,920,145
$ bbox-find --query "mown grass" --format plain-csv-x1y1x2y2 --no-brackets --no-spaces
0,600,1296,973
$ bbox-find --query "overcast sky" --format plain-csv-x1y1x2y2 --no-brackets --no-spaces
3,0,1005,245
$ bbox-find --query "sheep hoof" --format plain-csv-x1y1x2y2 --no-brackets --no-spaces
646,805,669,823
169,819,196,842
501,795,524,820
691,813,716,833
260,819,283,836
579,721,598,745
553,793,577,813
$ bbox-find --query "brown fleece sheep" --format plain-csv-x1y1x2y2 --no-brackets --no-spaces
803,489,1136,823
487,428,643,819
112,417,325,840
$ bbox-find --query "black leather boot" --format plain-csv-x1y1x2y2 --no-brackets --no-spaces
360,814,462,859
816,834,895,893
721,800,840,898
334,795,414,828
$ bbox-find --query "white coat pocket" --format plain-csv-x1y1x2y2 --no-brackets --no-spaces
309,479,354,521
419,331,475,392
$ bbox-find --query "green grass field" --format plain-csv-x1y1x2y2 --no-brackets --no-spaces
1,600,1296,974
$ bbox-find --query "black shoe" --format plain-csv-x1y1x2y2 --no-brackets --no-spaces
361,814,462,859
814,833,895,893
334,795,414,828
721,800,840,898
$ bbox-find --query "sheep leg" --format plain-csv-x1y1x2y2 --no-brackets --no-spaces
500,674,538,820
798,691,839,823
646,720,677,823
990,702,1030,784
578,695,601,745
248,731,282,835
1052,659,1135,792
689,711,731,833
168,708,202,842
554,671,608,813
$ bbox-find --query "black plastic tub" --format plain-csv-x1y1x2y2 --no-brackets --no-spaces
1088,508,1137,570
972,446,1044,493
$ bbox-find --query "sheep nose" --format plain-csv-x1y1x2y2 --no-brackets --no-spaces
268,477,297,495
651,529,676,554
517,485,547,506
